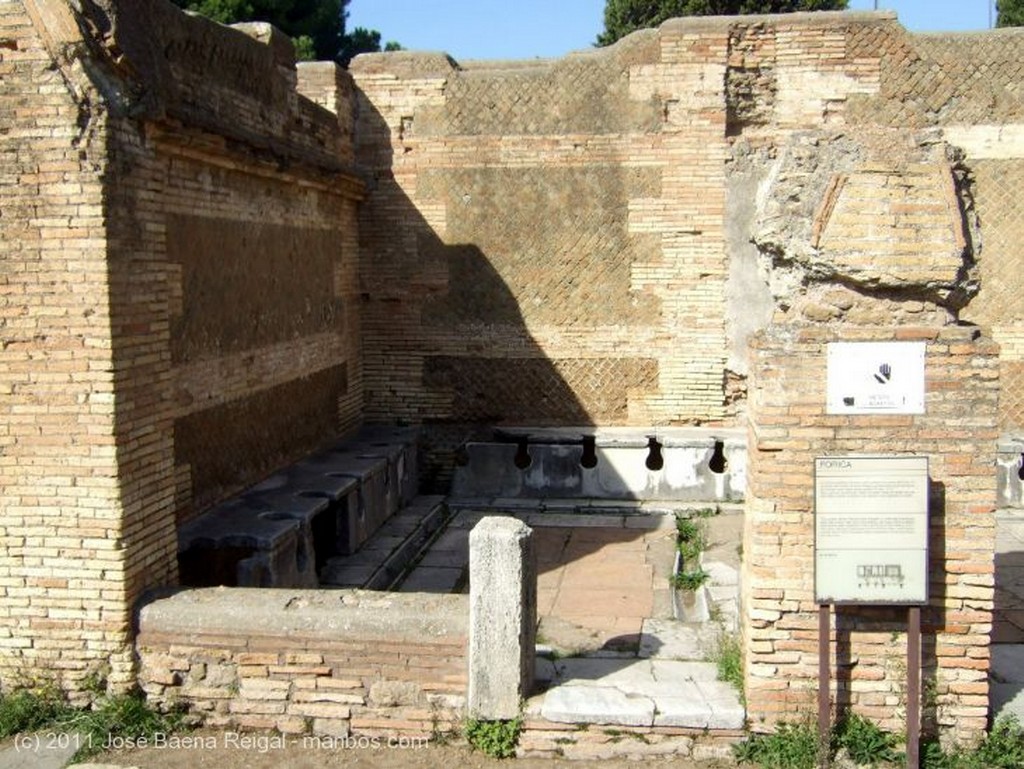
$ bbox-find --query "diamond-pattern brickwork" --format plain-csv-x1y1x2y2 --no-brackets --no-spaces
420,167,661,328
423,357,659,424
959,160,1024,432
418,56,663,137
999,363,1024,434
963,160,1024,326
847,27,1024,127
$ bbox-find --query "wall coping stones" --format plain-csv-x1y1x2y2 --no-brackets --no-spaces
138,588,468,642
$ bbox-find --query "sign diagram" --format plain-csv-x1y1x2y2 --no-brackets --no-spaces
814,455,929,605
826,341,925,415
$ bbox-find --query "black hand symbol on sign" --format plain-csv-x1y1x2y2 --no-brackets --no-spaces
874,363,892,385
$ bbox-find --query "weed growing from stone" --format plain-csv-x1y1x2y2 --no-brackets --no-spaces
709,632,744,702
673,512,709,588
733,720,821,769
737,714,1024,768
0,684,74,739
0,685,187,761
833,712,901,766
670,567,710,590
464,716,523,759
922,715,1024,769
675,516,703,543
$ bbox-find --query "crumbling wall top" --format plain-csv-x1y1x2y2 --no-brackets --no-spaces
30,0,353,173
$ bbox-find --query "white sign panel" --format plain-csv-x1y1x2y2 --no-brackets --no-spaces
814,456,929,605
826,342,925,414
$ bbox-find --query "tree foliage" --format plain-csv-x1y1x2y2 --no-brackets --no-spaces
171,0,399,64
997,0,1024,27
598,0,849,46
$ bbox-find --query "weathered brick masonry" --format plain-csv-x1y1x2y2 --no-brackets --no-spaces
1,0,362,691
136,590,467,739
347,11,1019,742
745,326,999,739
2,0,1023,745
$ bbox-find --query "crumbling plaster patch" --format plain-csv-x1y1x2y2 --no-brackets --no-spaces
751,127,979,317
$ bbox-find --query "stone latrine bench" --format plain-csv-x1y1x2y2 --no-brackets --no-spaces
178,426,418,588
998,436,1024,508
450,426,746,506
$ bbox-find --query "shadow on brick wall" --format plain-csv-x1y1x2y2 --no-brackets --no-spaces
352,87,686,653
355,93,659,494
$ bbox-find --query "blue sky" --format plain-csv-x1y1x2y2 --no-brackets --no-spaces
347,1,997,62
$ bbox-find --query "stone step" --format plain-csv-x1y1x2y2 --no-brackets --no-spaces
529,657,744,730
320,495,449,588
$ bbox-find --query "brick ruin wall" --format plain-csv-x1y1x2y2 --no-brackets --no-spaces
349,12,1022,741
2,0,1024,743
1,0,362,691
350,33,737,484
135,589,467,741
745,327,999,739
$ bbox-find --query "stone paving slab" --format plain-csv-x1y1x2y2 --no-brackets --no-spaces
0,733,79,769
638,618,716,659
541,685,656,726
333,504,746,732
996,509,1024,645
397,566,464,593
541,657,742,729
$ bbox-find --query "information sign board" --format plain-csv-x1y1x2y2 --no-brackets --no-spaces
814,455,929,605
826,342,925,415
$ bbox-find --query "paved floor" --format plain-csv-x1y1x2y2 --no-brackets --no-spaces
397,509,680,654
394,507,746,730
996,508,1024,643
993,508,1024,722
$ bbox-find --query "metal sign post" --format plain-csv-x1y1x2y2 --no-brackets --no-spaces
907,606,921,769
818,603,831,769
814,455,929,769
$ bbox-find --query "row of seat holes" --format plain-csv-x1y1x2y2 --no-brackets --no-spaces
507,437,726,474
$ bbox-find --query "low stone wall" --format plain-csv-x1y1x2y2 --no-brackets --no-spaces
137,589,467,739
518,718,742,761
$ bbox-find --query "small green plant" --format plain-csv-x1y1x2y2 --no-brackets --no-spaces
709,632,744,701
464,716,523,759
70,689,188,758
670,567,710,591
0,685,74,739
678,535,705,563
675,517,702,542
733,720,821,769
923,715,1024,769
674,513,708,584
833,712,901,766
0,684,187,761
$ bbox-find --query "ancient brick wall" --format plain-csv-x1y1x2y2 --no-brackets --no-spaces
91,4,365,527
346,12,922,484
136,589,467,739
744,326,999,740
348,33,731,464
0,0,141,693
842,24,1024,432
1,0,362,694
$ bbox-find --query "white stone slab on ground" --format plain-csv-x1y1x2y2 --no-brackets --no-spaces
541,685,655,726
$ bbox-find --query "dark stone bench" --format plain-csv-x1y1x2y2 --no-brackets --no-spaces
178,426,418,588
